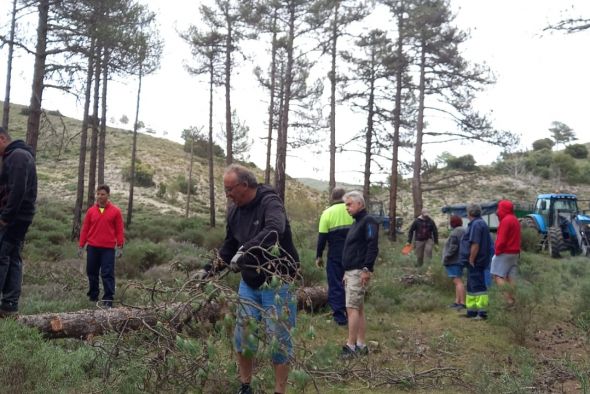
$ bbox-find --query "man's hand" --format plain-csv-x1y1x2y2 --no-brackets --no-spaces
361,270,371,287
468,259,475,267
230,247,244,273
315,257,324,269
77,247,84,258
116,247,123,258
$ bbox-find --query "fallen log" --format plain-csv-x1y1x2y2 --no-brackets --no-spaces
16,286,327,339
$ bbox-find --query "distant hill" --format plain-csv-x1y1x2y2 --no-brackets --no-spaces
296,178,362,192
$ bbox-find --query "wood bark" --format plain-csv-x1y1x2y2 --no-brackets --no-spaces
98,49,110,185
224,14,233,166
411,42,426,217
264,9,278,186
389,7,404,241
126,62,143,227
328,1,339,194
17,286,328,339
275,1,296,202
208,58,216,227
71,38,96,241
362,47,375,202
87,46,101,208
186,131,195,218
2,0,17,130
26,0,50,155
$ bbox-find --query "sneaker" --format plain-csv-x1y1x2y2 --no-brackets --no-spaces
340,344,357,359
356,345,369,356
237,383,253,394
472,315,487,321
455,303,466,310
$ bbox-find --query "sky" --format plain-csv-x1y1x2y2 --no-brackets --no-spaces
1,0,589,185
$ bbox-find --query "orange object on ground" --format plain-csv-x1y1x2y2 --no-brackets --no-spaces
401,244,413,255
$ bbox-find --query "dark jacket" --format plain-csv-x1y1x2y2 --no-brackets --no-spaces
219,185,300,289
408,216,438,244
459,216,492,269
0,140,37,223
442,226,466,266
341,209,379,272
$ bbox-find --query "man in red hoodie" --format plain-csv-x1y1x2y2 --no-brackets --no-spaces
79,185,124,307
491,200,521,305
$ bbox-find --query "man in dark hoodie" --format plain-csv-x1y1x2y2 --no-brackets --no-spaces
407,208,438,267
219,164,299,394
340,191,379,358
491,200,521,305
0,127,37,316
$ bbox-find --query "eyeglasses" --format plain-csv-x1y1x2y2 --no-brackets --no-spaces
224,182,243,194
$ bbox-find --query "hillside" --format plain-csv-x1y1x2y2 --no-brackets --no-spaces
4,102,324,223
6,101,590,231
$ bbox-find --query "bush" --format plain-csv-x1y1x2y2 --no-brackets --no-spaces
532,138,554,151
564,143,588,159
156,182,167,198
445,154,478,171
0,320,102,392
520,227,540,252
117,241,171,277
122,159,155,187
174,175,196,195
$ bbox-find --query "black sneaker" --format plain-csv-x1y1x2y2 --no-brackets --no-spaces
237,383,253,394
356,345,369,356
340,345,357,359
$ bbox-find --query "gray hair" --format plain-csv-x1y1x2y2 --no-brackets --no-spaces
343,190,365,207
331,187,346,203
224,164,258,188
467,203,482,217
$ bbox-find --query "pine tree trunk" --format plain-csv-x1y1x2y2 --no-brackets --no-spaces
224,20,233,166
98,49,109,185
264,10,278,185
87,46,101,208
126,63,143,228
274,60,285,191
328,2,339,194
26,0,50,155
275,1,296,202
389,9,404,242
208,61,216,227
2,0,17,130
186,132,194,218
412,42,426,217
363,50,376,202
71,39,96,241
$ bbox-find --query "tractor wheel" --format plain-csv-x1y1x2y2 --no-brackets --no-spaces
548,226,564,258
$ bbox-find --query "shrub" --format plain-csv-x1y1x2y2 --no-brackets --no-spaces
564,143,588,159
122,159,155,187
174,175,196,195
117,241,171,277
445,154,477,171
156,182,167,198
520,227,540,252
532,138,554,151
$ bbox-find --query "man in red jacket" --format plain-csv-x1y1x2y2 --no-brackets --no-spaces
491,200,521,305
79,185,124,307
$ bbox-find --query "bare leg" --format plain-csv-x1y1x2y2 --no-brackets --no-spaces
237,352,253,385
273,363,289,393
346,307,360,346
493,275,515,304
453,277,465,305
356,305,366,345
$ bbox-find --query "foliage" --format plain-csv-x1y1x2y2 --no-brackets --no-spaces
174,175,197,195
549,120,576,148
122,159,155,187
0,320,102,392
444,154,478,171
181,128,225,158
564,143,588,159
117,240,171,276
532,137,555,151
520,227,541,252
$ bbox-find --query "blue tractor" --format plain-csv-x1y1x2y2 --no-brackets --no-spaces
521,194,590,258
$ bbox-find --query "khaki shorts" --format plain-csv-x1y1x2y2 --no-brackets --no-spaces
344,269,366,309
